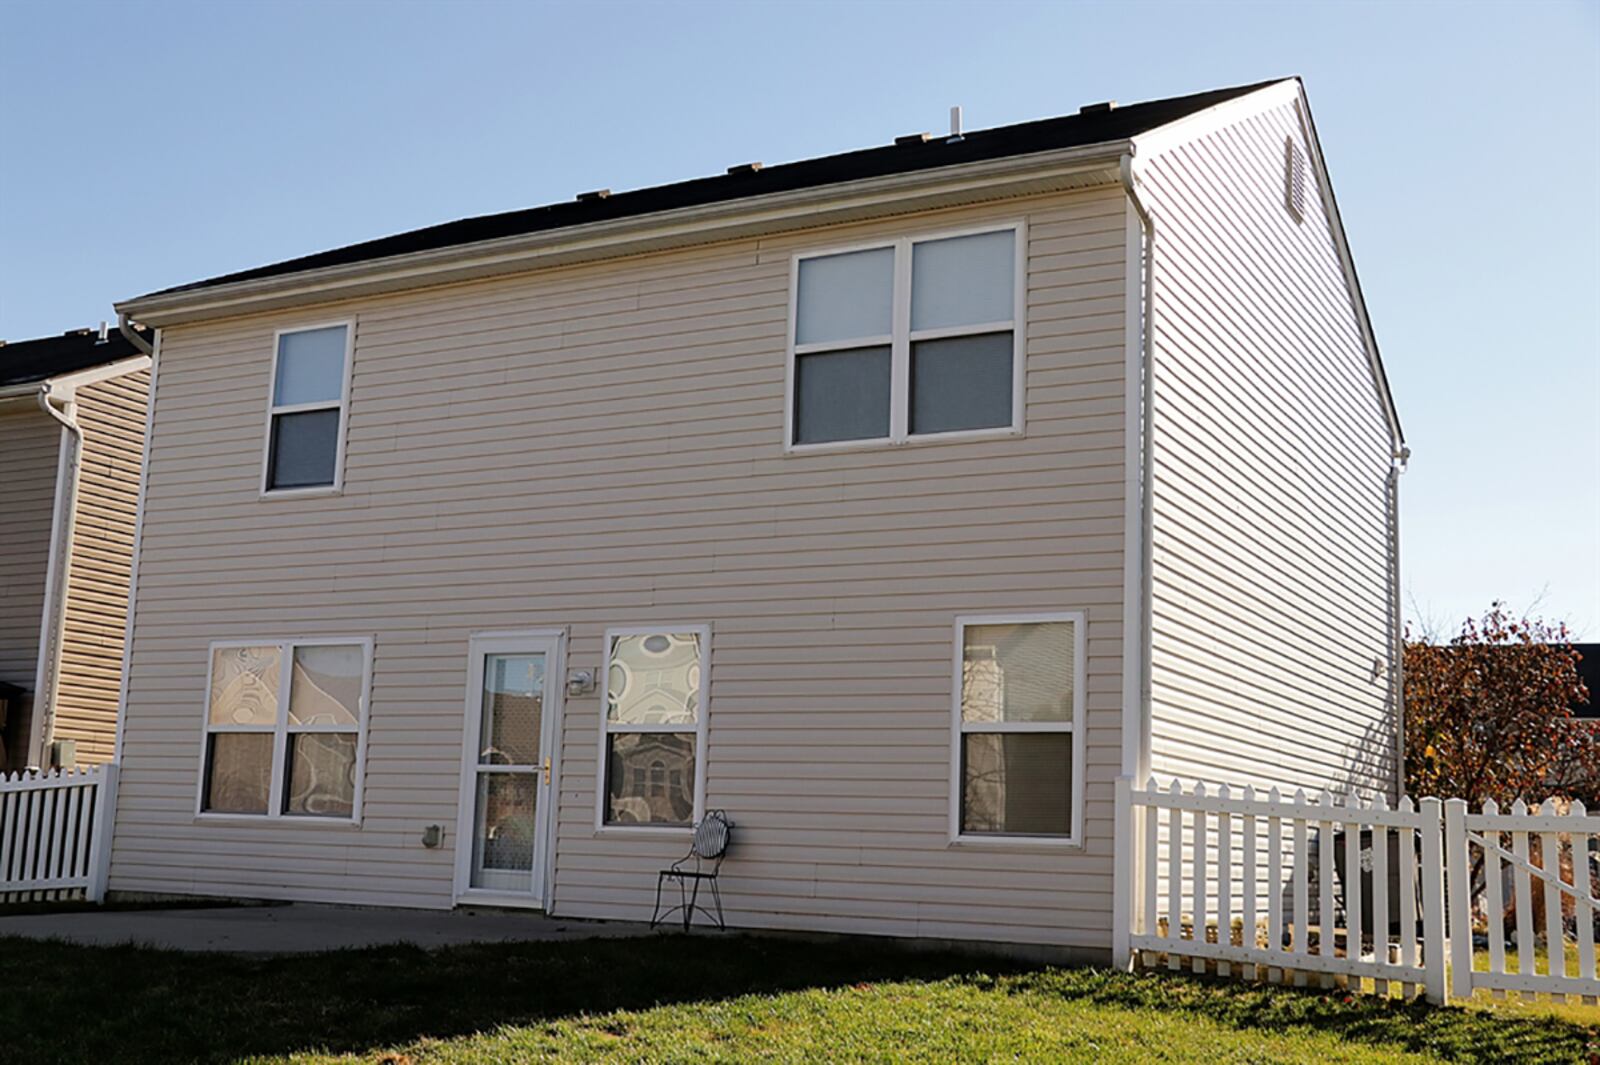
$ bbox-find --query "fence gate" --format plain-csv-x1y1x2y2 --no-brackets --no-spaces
0,765,118,904
1118,777,1600,1006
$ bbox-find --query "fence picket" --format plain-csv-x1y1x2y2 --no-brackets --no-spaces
1242,785,1258,982
1192,783,1210,975
1539,801,1564,997
1511,801,1534,978
1344,792,1363,985
1267,788,1284,985
1167,779,1183,971
1482,799,1506,1000
1218,785,1233,978
1318,791,1336,988
1573,800,1595,1006
1371,793,1390,997
1293,790,1310,988
1143,777,1159,964
1397,796,1418,999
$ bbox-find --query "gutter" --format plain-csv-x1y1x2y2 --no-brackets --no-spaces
28,381,82,770
116,142,1131,326
118,312,155,356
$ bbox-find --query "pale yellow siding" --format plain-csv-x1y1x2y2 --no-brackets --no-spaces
53,370,150,764
1141,100,1398,797
110,188,1129,951
0,406,58,769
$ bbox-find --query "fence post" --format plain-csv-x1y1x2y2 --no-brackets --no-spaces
1443,798,1473,1003
1113,775,1134,970
1418,797,1447,1004
84,764,119,903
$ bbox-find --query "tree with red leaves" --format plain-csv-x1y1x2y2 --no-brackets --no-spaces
1404,603,1595,806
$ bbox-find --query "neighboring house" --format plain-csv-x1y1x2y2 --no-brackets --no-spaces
0,325,151,771
104,77,1404,961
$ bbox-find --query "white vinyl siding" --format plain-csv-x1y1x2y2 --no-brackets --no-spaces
110,188,1128,948
0,406,59,770
1140,99,1397,798
53,369,149,764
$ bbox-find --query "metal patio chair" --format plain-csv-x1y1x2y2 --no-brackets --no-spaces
651,809,733,931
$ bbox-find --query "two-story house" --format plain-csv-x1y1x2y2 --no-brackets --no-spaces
103,77,1403,962
0,325,151,771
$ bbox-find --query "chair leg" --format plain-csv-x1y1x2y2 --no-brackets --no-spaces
685,875,701,932
709,876,724,931
651,871,667,929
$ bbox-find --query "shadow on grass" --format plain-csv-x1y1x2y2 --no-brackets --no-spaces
0,932,1592,1063
1003,968,1597,1064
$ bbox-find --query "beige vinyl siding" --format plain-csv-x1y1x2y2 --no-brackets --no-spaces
52,370,149,764
110,187,1128,949
0,406,59,769
1141,100,1397,797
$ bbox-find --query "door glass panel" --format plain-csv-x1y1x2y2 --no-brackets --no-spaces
478,654,543,766
469,650,546,894
470,773,537,890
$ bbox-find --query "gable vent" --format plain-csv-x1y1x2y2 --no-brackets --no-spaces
1284,137,1308,223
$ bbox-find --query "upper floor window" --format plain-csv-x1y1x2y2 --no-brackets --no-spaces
788,225,1022,450
264,323,352,494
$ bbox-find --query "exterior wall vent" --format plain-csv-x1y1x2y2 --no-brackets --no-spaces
1284,137,1308,224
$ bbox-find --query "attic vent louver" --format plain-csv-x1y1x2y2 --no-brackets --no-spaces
1284,137,1308,223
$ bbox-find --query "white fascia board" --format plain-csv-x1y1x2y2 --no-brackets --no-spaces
1127,77,1404,451
116,145,1129,327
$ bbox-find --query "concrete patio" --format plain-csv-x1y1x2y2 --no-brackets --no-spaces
0,903,656,953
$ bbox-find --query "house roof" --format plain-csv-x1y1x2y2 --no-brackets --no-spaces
0,327,152,390
142,79,1282,300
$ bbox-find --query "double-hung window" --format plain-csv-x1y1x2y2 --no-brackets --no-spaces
598,626,709,829
200,638,372,821
952,612,1084,842
788,224,1023,448
264,322,353,493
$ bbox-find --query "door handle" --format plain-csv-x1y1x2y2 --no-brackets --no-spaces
543,757,551,785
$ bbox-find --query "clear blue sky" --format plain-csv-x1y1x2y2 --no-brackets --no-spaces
3,0,1596,636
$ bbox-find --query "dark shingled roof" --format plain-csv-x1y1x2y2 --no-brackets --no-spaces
147,79,1284,299
0,328,151,389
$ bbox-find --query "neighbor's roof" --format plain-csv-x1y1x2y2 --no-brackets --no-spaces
1573,644,1599,719
143,79,1284,299
0,327,152,389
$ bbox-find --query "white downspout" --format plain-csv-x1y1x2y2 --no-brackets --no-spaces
1113,151,1157,971
1390,446,1409,799
28,382,83,770
1119,153,1156,782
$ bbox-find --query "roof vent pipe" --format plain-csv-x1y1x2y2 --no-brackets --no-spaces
96,321,109,344
949,106,964,141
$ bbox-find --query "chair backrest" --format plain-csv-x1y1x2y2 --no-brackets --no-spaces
691,809,732,861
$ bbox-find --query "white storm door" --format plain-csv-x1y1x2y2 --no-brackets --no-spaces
455,633,563,906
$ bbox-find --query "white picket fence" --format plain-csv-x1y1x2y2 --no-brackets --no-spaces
1117,777,1600,1006
0,764,118,903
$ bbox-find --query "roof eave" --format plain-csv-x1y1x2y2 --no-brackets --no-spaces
117,141,1130,327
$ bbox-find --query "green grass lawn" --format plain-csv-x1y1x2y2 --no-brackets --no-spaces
1,933,1595,1064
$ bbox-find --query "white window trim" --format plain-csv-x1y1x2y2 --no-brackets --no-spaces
194,635,374,824
259,319,356,498
784,221,1027,455
594,623,711,836
948,610,1086,848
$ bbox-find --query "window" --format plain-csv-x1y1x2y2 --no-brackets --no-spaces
599,626,709,829
1284,137,1308,224
264,323,352,493
952,613,1084,842
788,225,1023,448
200,638,371,820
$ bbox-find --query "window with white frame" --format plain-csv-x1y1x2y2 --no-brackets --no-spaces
201,638,371,820
264,323,352,492
600,627,708,828
954,613,1083,839
789,225,1021,448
